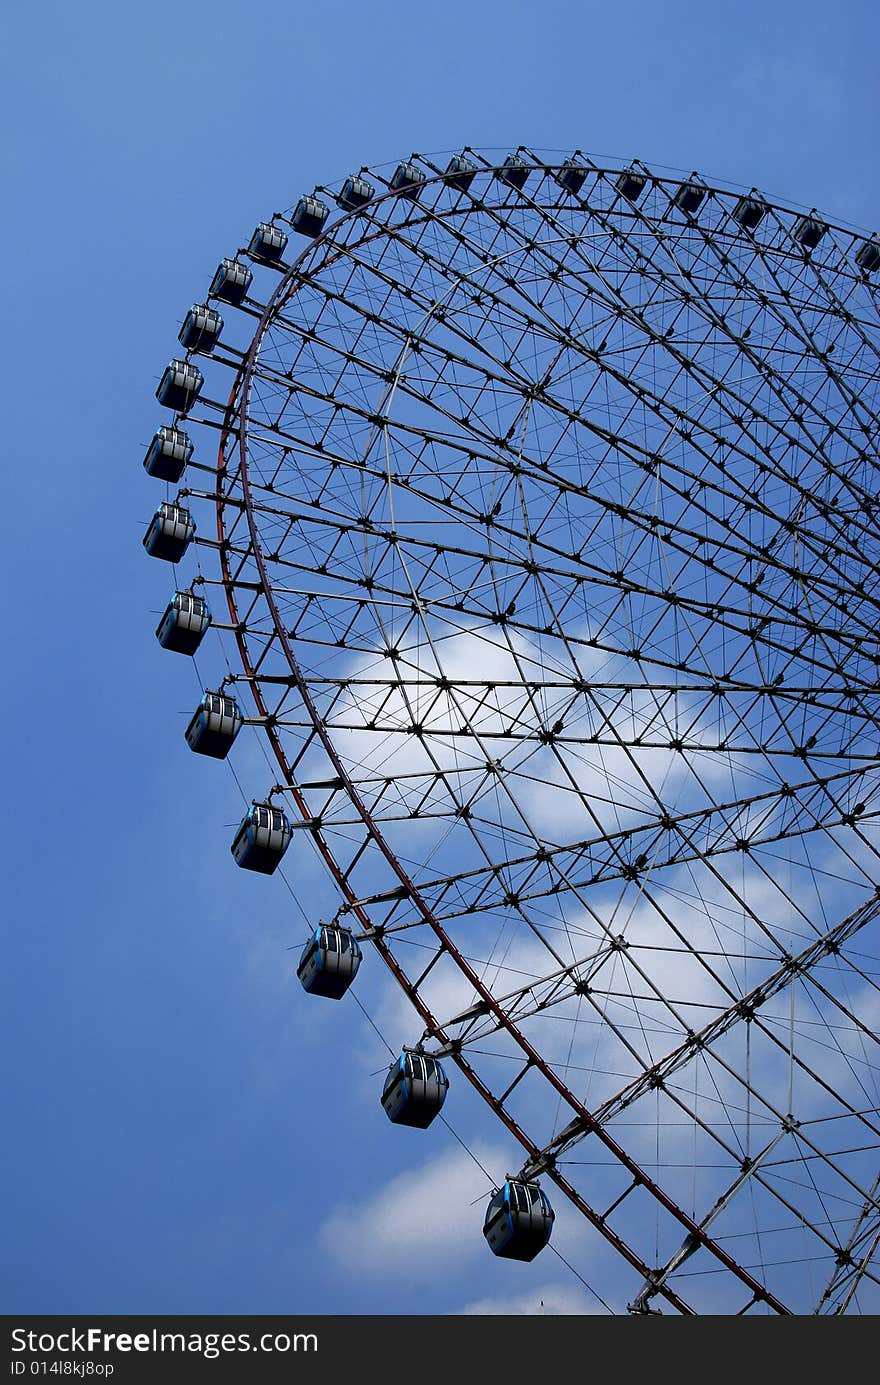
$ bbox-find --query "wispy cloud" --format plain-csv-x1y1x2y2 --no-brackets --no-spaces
458,1281,603,1315
319,1143,505,1276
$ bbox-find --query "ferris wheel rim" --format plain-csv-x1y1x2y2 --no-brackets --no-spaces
188,147,880,1313
215,348,711,1312
226,184,814,1314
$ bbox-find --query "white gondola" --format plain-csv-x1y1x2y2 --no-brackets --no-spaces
156,359,204,414
496,153,530,192
390,161,425,199
297,924,362,999
185,691,243,759
178,303,223,355
248,221,288,265
143,425,193,482
291,194,329,238
483,1178,555,1261
142,501,195,563
210,257,253,306
155,591,211,655
231,802,292,874
381,1050,449,1128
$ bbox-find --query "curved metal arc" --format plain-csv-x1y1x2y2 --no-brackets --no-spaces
363,161,880,557
205,162,880,1307
214,346,697,1316
227,245,793,1315
166,152,879,1314
247,291,880,662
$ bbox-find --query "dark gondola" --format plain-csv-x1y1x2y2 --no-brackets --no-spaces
143,425,193,482
178,302,223,355
291,195,329,238
142,501,195,563
483,1178,555,1262
496,153,530,192
615,167,647,204
381,1050,449,1128
336,174,375,212
155,591,211,655
155,359,204,414
445,153,478,193
231,802,292,874
297,924,362,999
555,160,587,197
210,257,253,306
185,691,243,759
390,161,426,199
731,193,767,231
248,221,288,265
793,214,826,251
673,180,706,216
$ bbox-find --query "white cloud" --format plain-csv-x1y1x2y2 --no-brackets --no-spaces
374,958,481,1055
319,1143,506,1277
459,1282,603,1315
309,616,773,885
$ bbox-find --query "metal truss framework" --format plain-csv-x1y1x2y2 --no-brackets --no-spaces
162,148,880,1312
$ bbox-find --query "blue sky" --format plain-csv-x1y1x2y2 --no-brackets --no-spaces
1,0,877,1315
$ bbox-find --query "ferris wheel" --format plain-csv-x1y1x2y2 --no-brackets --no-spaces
141,146,880,1314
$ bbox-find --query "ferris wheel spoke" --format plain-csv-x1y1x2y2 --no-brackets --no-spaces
816,1171,880,1313
235,407,879,674
382,158,879,558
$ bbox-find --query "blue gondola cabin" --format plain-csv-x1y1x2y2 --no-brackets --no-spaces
231,803,292,874
497,153,530,192
297,924,362,999
445,153,477,193
855,238,880,274
142,501,195,563
381,1051,449,1128
210,257,253,306
555,160,587,197
185,691,243,759
156,359,204,414
732,194,767,231
178,303,223,355
291,195,329,238
143,425,193,482
793,215,826,251
248,222,288,265
337,174,375,212
155,591,211,655
615,167,647,203
673,181,706,216
390,161,426,199
483,1178,555,1262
